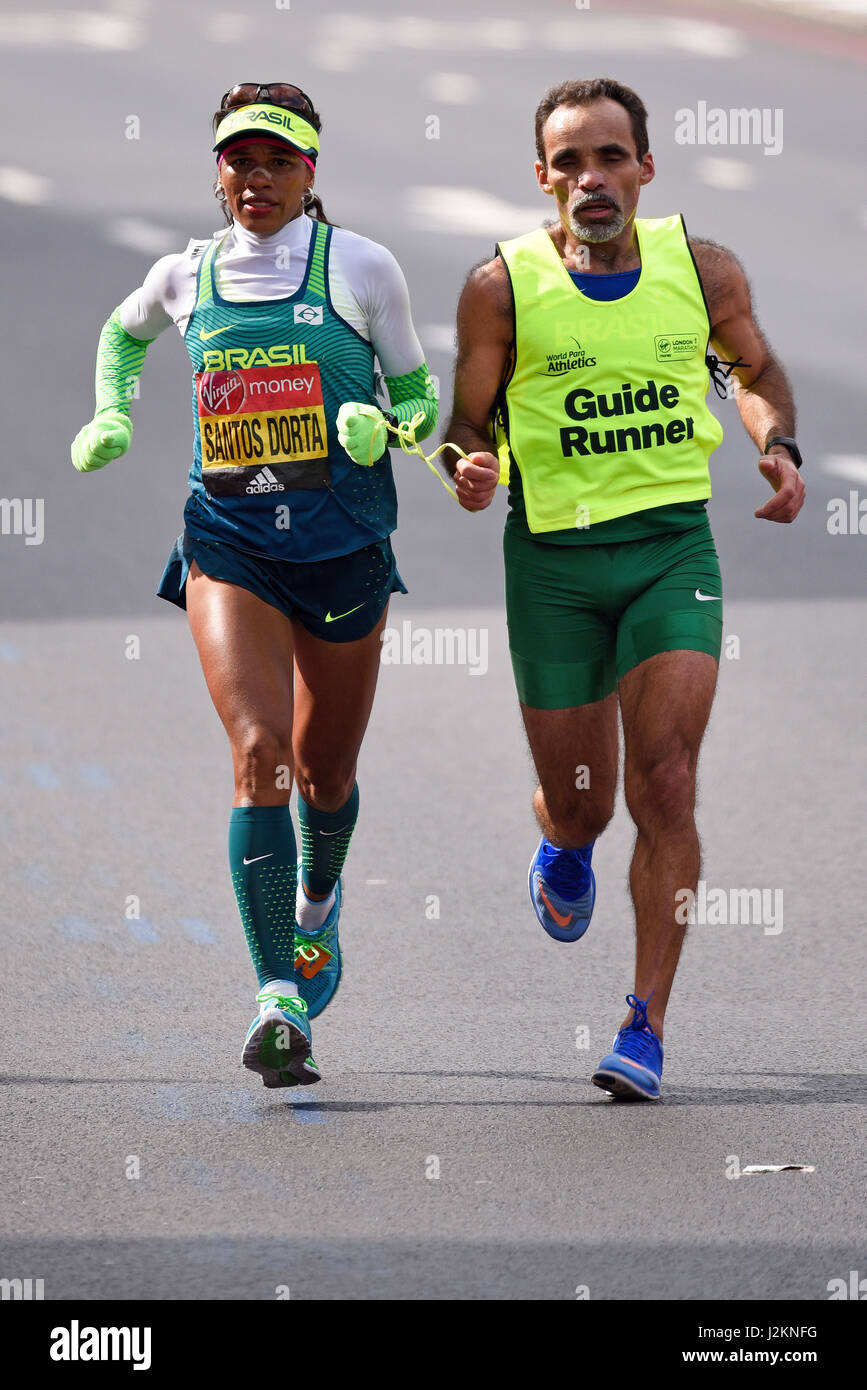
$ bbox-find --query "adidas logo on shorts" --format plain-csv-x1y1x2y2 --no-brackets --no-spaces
245,466,285,494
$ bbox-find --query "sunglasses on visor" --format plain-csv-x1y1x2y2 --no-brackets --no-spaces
220,83,315,119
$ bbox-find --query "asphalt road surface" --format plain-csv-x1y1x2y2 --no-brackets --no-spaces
1,0,865,1305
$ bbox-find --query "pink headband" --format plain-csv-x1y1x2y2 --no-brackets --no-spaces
218,135,316,176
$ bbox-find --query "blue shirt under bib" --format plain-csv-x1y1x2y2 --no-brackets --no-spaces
567,266,641,299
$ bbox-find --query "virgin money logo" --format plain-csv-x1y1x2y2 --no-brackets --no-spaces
199,371,246,414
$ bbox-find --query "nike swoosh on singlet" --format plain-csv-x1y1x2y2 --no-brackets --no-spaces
695,590,721,602
538,885,573,928
324,604,365,623
243,853,275,865
199,324,239,340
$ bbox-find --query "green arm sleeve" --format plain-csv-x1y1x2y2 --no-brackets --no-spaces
94,308,155,416
384,362,438,442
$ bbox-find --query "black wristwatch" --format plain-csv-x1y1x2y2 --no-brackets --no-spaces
763,435,802,470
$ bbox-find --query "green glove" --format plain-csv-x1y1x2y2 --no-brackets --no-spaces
336,401,388,466
71,408,133,473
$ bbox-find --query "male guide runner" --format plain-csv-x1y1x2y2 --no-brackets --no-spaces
71,83,438,1088
444,78,804,1099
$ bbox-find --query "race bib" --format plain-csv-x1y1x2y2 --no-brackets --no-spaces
196,362,331,495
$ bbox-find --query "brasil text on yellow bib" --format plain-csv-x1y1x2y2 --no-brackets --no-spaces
495,214,723,532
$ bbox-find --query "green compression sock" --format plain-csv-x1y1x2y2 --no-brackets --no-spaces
297,783,359,896
228,804,298,988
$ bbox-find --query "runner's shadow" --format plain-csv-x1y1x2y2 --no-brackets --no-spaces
4,1072,862,1107
0,1075,229,1085
299,1070,867,1111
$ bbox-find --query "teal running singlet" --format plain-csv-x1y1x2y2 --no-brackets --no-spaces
183,219,395,561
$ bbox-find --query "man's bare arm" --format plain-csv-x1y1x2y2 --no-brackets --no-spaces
692,238,804,523
442,258,513,511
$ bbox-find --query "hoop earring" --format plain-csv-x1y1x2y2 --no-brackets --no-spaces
302,188,314,207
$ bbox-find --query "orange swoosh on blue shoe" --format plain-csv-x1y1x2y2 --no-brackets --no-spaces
538,886,573,929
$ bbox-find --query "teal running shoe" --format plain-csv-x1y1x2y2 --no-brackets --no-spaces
592,994,663,1100
242,987,322,1089
294,863,343,1020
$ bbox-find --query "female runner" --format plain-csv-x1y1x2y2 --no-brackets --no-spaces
71,82,437,1088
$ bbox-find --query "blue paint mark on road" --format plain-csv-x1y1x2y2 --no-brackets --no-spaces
181,917,216,944
87,973,120,1000
156,1085,189,1120
28,763,61,788
178,1157,212,1188
221,1089,262,1125
287,1092,327,1124
0,643,21,662
121,1029,149,1055
78,763,112,788
57,915,97,941
20,863,53,888
127,916,158,943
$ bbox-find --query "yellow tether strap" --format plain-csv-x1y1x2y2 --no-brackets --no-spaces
375,410,463,501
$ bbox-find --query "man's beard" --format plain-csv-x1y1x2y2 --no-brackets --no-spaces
568,196,626,243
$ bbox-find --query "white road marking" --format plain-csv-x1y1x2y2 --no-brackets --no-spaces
0,168,52,205
105,219,180,255
309,14,744,71
207,12,246,43
421,324,457,354
425,73,476,105
409,186,546,238
749,0,867,20
662,18,744,56
0,11,140,49
739,1164,815,1175
310,43,357,72
821,454,867,485
694,157,756,191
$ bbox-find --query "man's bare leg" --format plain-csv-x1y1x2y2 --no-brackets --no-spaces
520,691,619,850
617,649,719,1040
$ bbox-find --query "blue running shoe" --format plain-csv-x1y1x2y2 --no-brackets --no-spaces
528,836,596,942
242,986,322,1089
592,994,663,1100
294,862,343,1020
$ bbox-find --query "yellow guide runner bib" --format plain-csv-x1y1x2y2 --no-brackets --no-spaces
495,215,723,533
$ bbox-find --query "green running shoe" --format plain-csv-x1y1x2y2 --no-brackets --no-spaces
242,987,322,1088
294,863,343,1020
